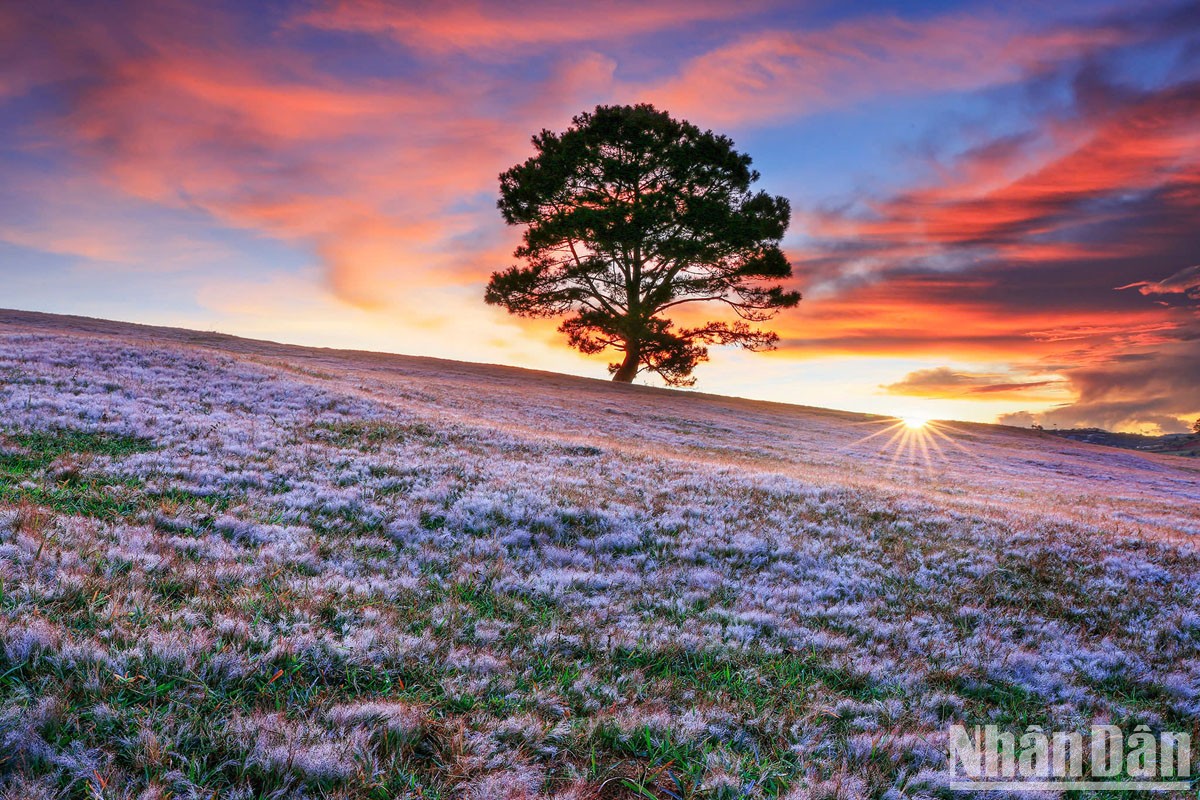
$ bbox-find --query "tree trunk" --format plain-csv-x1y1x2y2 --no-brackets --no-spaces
612,346,639,383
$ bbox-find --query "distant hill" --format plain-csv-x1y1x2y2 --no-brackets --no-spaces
1044,427,1200,457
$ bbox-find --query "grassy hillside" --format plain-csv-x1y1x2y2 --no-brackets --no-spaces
1,309,1198,799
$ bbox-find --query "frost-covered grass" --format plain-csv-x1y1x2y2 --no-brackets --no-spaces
0,312,1198,799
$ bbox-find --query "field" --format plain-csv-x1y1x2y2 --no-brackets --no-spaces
1,309,1198,799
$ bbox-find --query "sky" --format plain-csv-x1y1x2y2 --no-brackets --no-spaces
2,0,1198,432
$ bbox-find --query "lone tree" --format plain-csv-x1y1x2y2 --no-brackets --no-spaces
485,104,800,386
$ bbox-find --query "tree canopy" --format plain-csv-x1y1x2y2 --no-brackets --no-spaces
485,104,800,386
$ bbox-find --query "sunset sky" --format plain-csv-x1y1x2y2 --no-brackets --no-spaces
2,0,1198,431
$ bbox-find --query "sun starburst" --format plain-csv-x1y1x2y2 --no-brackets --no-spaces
847,415,973,474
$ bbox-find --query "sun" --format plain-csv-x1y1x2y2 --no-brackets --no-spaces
848,415,974,476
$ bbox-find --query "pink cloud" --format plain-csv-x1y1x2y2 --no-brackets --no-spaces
801,76,1200,288
1117,265,1200,298
636,13,1132,126
3,1,627,308
297,0,758,53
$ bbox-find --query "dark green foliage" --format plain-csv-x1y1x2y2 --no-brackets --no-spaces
1,428,151,463
0,429,155,518
0,428,222,519
309,420,442,448
486,104,801,386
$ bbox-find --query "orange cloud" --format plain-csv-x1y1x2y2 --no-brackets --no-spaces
768,264,1187,367
880,367,1066,401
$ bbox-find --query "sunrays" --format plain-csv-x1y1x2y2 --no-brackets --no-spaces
848,415,977,475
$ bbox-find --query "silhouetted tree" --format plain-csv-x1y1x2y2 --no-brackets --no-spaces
1192,418,1200,435
485,104,800,386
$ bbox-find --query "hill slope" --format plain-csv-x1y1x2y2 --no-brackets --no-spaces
1,309,1198,798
